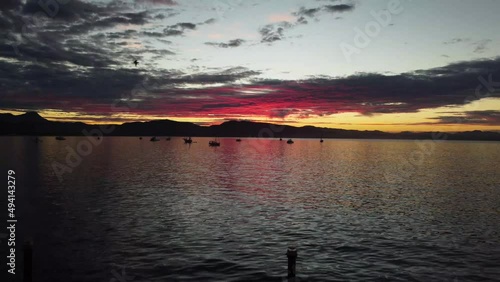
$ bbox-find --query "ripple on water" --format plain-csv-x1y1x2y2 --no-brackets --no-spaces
3,137,499,281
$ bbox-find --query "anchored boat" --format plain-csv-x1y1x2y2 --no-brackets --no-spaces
209,138,220,147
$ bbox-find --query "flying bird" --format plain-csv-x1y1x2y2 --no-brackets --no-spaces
133,59,139,67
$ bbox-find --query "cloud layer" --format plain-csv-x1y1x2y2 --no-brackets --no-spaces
0,0,498,127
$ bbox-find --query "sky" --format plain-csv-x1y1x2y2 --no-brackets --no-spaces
1,0,499,132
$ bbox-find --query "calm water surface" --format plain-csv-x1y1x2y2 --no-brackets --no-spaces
1,137,499,281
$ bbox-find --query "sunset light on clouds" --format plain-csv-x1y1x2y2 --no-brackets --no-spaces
1,0,499,132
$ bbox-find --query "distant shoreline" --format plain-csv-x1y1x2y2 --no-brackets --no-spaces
2,135,500,142
2,112,500,141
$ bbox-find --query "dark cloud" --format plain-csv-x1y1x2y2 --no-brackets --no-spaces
203,18,216,25
2,55,499,121
106,30,138,39
0,0,21,11
201,103,245,110
184,67,260,84
259,22,292,43
429,111,500,125
296,16,308,24
0,59,146,108
293,2,355,19
142,31,166,37
205,39,245,48
173,22,196,29
0,48,261,114
176,57,499,119
148,49,175,55
0,13,13,31
152,10,178,20
472,39,492,54
270,2,355,43
293,7,321,18
154,13,166,19
163,22,197,36
68,11,151,34
0,32,117,67
0,0,186,111
0,0,178,74
22,0,111,22
443,38,470,45
269,108,299,118
16,0,173,40
442,38,491,54
157,39,173,44
323,4,355,13
135,0,177,5
260,4,340,43
163,29,183,36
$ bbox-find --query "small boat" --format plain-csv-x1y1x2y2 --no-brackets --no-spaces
209,137,220,147
166,137,171,141
55,136,66,140
236,139,242,142
183,137,193,144
139,137,142,140
286,139,294,144
320,138,324,143
209,141,219,146
209,140,220,147
279,138,283,141
150,136,160,142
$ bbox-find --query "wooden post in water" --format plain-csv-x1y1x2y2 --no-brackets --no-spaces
23,240,32,282
286,246,297,278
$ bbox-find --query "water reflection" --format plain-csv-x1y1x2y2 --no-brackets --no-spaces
0,137,499,281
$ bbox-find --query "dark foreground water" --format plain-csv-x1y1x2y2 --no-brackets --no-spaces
1,137,499,281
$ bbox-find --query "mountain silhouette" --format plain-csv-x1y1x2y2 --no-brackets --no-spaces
0,112,499,141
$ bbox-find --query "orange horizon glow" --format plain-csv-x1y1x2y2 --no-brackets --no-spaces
2,106,500,133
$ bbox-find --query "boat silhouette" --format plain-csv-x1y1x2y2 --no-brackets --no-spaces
236,138,242,142
150,136,160,142
287,139,294,144
209,138,220,147
183,137,193,144
55,136,66,140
